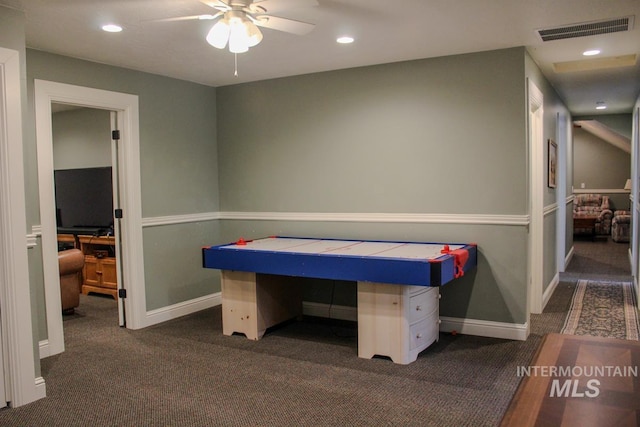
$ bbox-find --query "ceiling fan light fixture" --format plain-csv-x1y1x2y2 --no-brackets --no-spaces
245,21,263,47
228,17,250,53
206,18,230,49
207,10,262,53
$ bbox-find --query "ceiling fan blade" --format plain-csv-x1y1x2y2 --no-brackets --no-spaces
148,14,219,23
255,15,315,35
200,0,231,11
252,0,318,14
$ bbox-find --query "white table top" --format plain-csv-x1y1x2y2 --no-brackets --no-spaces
227,237,464,261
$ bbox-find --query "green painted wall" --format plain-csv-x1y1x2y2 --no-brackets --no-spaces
218,47,532,324
575,113,633,139
52,107,112,169
26,50,220,218
572,115,632,212
219,48,527,215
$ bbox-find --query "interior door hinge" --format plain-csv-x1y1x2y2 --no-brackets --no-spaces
114,208,123,219
112,130,121,140
118,289,127,299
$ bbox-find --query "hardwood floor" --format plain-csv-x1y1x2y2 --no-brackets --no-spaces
501,333,640,427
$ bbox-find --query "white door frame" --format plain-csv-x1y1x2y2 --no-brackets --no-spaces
35,80,147,357
556,112,568,273
632,106,639,294
528,79,544,316
0,46,45,407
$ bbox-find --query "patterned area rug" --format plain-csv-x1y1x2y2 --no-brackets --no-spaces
562,280,640,340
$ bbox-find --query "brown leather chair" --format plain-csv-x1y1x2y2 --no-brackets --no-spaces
58,249,84,313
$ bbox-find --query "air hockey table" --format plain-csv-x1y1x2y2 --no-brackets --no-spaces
202,236,477,364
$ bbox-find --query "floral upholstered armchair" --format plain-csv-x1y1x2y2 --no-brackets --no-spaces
612,210,631,243
573,194,613,236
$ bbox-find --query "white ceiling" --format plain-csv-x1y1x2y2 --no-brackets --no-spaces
3,0,640,115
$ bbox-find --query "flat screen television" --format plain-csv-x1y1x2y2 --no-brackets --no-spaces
54,167,114,230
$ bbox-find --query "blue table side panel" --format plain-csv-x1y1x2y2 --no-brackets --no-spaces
202,244,477,287
203,248,434,286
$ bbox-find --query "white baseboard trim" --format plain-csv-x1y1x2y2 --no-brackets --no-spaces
34,376,47,401
439,316,528,341
302,302,358,322
565,246,575,270
543,273,560,310
303,302,528,341
145,293,221,327
38,339,51,360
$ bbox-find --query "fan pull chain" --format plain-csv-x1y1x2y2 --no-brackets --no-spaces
234,53,238,77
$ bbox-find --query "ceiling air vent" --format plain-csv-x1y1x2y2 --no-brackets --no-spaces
537,16,634,42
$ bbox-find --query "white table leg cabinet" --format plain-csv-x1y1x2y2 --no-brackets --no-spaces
221,271,303,341
221,271,441,364
357,282,440,365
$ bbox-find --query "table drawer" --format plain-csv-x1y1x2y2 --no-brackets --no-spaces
409,312,439,350
409,287,438,324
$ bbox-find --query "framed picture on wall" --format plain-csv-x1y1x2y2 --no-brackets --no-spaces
548,139,557,188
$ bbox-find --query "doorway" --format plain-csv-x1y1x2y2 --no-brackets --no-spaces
52,105,120,321
571,118,633,269
35,80,147,358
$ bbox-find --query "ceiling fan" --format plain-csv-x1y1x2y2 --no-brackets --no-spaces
159,0,318,54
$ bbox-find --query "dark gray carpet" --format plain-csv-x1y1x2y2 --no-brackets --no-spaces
563,238,632,282
0,239,628,426
0,295,544,427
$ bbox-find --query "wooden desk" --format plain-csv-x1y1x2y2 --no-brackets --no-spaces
573,216,598,239
57,233,78,249
501,333,640,427
78,235,117,300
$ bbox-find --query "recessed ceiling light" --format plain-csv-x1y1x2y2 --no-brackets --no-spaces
583,49,601,56
596,101,607,110
337,36,354,44
102,24,123,33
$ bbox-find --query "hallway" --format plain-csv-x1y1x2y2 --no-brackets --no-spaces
562,238,632,282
